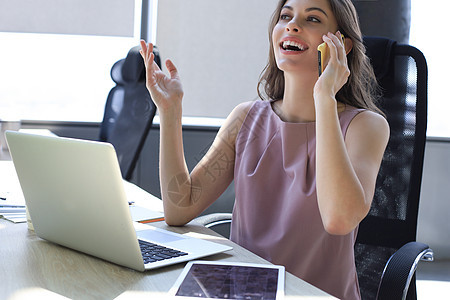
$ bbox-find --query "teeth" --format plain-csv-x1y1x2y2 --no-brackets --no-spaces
282,40,305,51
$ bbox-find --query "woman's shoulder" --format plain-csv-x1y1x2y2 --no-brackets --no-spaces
342,105,388,130
233,100,255,115
217,100,261,144
226,100,265,124
354,109,389,130
232,99,268,115
347,109,390,145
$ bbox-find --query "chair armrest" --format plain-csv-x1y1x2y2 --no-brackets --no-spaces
377,241,434,300
194,213,232,228
194,213,232,238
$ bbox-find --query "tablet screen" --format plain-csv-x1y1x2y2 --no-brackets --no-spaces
169,261,285,299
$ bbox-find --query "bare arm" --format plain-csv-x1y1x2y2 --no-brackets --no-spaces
140,40,252,226
315,106,389,235
140,41,188,225
161,102,251,226
313,33,390,235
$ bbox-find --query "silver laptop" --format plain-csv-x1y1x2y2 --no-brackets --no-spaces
5,131,232,272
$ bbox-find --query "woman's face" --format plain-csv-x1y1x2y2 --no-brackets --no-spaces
272,0,339,75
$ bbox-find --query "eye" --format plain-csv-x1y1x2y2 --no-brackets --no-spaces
280,14,292,21
307,16,321,23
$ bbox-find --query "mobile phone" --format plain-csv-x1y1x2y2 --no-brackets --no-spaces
318,34,345,76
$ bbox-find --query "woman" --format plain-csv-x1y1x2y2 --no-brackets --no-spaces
140,0,389,298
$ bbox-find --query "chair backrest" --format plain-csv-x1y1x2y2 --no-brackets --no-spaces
99,45,160,180
355,37,428,299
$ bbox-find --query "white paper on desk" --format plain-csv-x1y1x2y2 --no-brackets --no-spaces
122,180,164,222
122,180,163,212
1,212,25,217
129,205,164,222
0,193,26,206
0,161,26,206
0,206,26,214
1,213,27,223
5,217,27,223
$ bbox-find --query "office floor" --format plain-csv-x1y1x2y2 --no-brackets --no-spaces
416,260,450,299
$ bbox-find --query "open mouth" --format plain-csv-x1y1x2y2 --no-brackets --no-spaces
280,40,308,52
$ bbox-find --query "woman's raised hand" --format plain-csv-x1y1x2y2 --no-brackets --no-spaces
313,31,350,101
139,40,184,114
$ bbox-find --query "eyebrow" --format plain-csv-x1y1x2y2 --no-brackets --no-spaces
306,7,328,17
281,5,329,18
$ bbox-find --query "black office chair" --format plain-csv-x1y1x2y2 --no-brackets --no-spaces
99,45,160,181
195,37,433,300
354,36,433,300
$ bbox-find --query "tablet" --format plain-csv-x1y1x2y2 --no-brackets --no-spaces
169,260,285,299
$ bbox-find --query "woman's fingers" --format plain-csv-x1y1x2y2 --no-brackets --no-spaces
330,32,347,60
316,32,350,95
323,32,349,71
139,40,151,63
323,33,340,61
139,39,147,53
139,40,184,109
140,40,163,89
139,40,157,68
165,59,179,80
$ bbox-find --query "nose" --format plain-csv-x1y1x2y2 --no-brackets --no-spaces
285,20,300,33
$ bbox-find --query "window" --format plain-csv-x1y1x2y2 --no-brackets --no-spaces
409,0,450,138
0,33,139,122
0,0,147,122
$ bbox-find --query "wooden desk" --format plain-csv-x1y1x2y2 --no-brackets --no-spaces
0,220,335,300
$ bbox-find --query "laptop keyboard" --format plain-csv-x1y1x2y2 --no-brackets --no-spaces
139,239,188,264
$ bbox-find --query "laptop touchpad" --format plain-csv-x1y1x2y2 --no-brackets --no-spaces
137,229,184,243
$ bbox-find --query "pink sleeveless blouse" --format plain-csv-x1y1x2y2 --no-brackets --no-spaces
231,100,363,300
